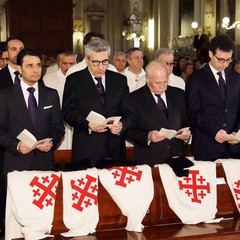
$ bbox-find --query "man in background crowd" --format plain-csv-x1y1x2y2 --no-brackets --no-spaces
0,36,24,236
44,50,77,149
112,51,127,74
0,42,8,70
155,48,185,90
0,36,24,90
124,47,146,92
234,61,240,73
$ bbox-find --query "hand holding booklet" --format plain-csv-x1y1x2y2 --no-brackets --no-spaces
159,127,190,140
86,111,121,125
228,129,240,142
17,129,53,148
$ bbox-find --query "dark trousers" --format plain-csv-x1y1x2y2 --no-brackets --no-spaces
0,149,5,232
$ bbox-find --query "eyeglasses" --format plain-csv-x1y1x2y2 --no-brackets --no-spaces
214,55,232,64
0,58,9,62
88,58,109,66
165,62,175,67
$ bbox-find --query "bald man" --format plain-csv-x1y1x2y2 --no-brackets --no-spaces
127,60,191,166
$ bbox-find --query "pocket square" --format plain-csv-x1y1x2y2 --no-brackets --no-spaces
43,105,53,109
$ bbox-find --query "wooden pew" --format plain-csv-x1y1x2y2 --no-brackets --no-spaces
14,147,240,239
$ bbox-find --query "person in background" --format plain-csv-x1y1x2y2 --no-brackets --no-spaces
193,59,202,71
45,54,59,74
234,61,240,73
193,33,210,65
155,48,185,90
173,56,186,76
186,34,240,161
127,60,190,166
66,31,117,76
0,36,24,236
112,51,127,74
124,47,146,92
180,62,193,82
0,36,24,90
62,38,135,168
44,51,77,149
0,42,8,70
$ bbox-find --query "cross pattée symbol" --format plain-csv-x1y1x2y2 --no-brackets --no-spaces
71,174,98,212
233,179,240,208
108,166,143,188
30,173,60,209
178,170,211,203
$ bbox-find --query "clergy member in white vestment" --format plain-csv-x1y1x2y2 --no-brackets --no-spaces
124,47,146,93
44,51,77,149
155,48,185,91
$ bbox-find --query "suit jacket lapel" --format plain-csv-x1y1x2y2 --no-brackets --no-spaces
36,84,45,125
105,70,114,110
225,69,234,105
84,68,105,111
143,85,168,126
165,89,174,127
14,85,34,127
204,65,225,103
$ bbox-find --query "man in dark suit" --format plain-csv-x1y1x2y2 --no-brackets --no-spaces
0,36,24,236
0,47,64,182
62,38,135,168
0,48,65,173
185,34,240,161
0,36,24,90
126,60,191,167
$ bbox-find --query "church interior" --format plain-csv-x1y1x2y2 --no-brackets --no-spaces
1,0,240,239
0,0,239,63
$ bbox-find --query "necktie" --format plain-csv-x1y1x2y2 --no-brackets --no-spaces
14,71,20,85
155,94,168,123
95,77,105,104
27,87,37,123
217,72,226,100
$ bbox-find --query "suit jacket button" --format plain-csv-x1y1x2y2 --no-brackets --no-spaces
223,123,227,127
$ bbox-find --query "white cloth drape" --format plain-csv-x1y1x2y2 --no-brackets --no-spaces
61,168,99,237
157,160,221,224
5,171,61,240
99,165,154,232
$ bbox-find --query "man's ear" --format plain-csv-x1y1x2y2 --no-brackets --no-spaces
208,50,213,58
146,76,149,84
16,65,22,74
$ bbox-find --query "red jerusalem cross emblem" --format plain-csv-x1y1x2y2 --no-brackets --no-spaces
178,170,210,203
233,180,240,208
108,166,143,188
29,173,60,209
71,174,98,212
